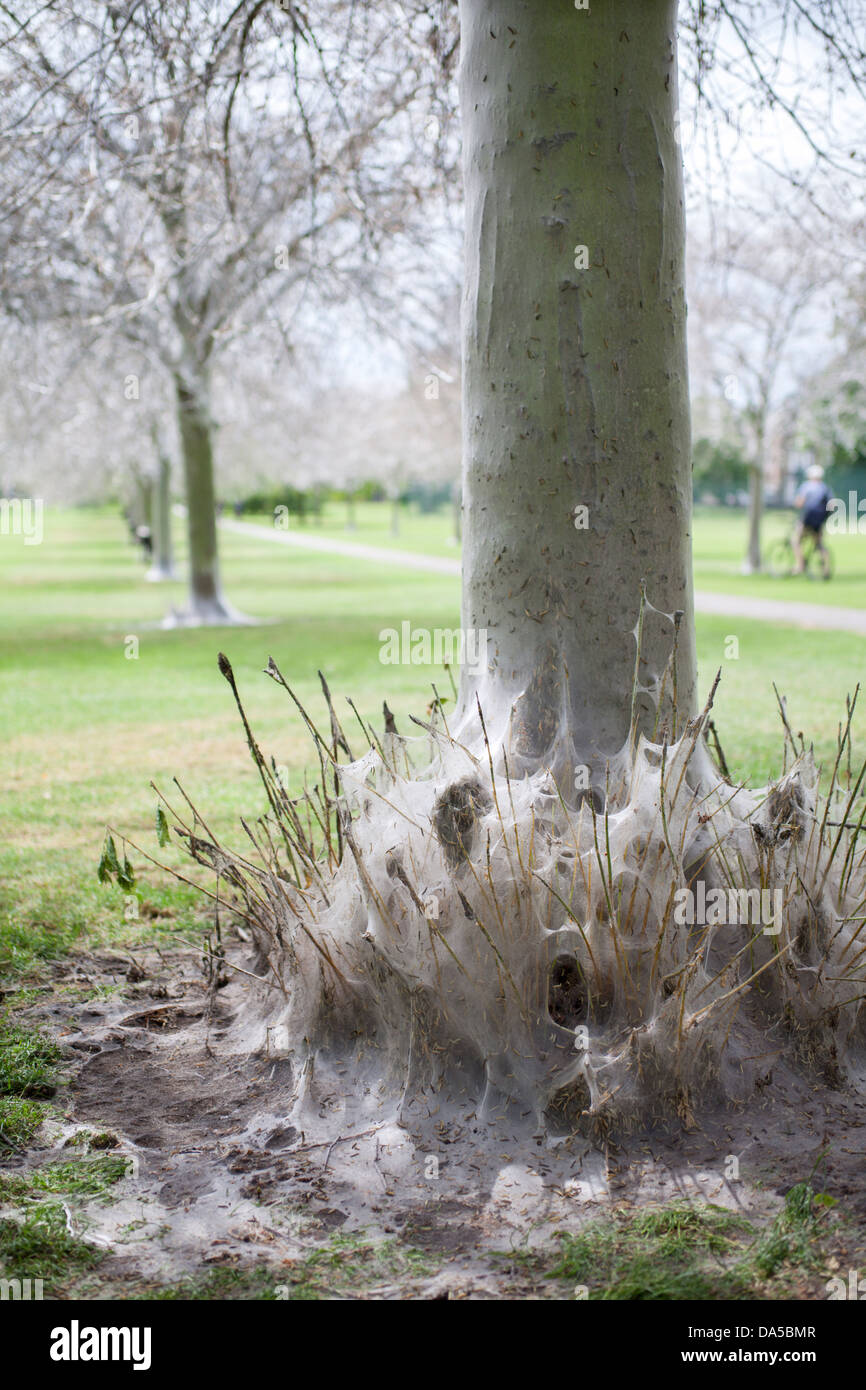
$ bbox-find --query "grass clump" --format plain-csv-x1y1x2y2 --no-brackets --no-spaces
0,1097,45,1148
745,1181,834,1281
301,1231,432,1287
0,1020,62,1149
529,1186,838,1300
0,1201,103,1283
546,1201,753,1300
0,1023,61,1099
0,1155,131,1202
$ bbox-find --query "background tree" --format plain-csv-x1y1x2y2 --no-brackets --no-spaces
0,0,457,621
688,215,845,571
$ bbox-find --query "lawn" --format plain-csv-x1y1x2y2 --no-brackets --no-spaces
238,496,462,558
1,502,864,982
693,504,866,609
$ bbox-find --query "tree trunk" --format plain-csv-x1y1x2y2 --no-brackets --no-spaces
136,475,153,531
313,485,325,526
172,368,236,624
458,0,696,774
147,448,176,582
744,454,764,573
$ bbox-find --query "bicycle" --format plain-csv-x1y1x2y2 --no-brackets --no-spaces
765,527,834,580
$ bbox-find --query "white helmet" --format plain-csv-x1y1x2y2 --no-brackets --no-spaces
806,463,824,481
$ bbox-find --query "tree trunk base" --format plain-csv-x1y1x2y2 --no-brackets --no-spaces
162,594,254,628
166,661,866,1142
145,563,178,584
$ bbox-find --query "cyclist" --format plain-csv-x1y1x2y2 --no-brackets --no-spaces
792,463,832,579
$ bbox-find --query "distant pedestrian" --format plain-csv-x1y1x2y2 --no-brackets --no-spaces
135,523,153,558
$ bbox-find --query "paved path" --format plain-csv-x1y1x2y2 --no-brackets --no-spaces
217,515,866,637
692,589,866,636
216,515,462,576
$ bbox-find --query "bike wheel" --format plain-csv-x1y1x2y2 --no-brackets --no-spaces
804,537,834,581
765,539,794,578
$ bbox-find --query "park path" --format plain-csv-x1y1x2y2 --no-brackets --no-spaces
217,515,866,636
692,589,866,636
216,514,462,576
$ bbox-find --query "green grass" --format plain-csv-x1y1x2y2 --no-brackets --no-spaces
545,1201,754,1300
0,1020,64,1148
693,504,866,609
507,1186,842,1299
0,1201,103,1283
0,1154,131,1202
145,1231,434,1300
748,1181,835,1280
0,505,463,984
0,1097,46,1148
0,503,864,990
0,1023,61,1097
240,497,462,558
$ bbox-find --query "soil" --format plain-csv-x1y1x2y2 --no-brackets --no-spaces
5,941,866,1300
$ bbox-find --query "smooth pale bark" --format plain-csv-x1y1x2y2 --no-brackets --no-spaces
457,0,696,770
174,369,233,622
147,449,176,582
451,478,462,544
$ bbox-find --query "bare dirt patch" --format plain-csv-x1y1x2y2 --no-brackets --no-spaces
4,942,866,1299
